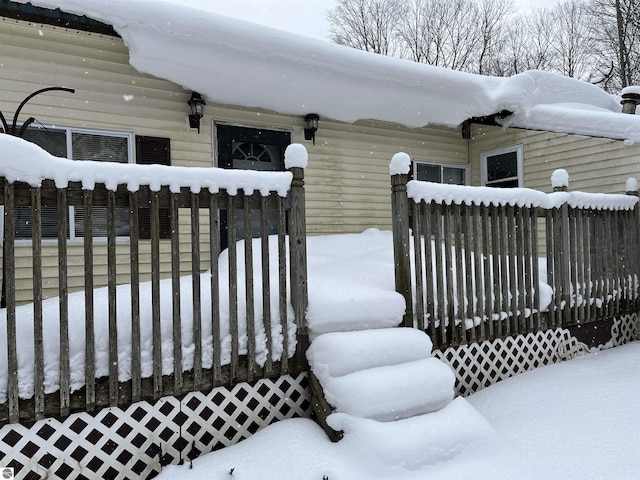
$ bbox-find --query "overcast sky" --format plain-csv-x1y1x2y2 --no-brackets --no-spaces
193,0,562,41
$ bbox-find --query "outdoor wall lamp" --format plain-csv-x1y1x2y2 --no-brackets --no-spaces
187,92,206,133
0,86,75,137
304,113,319,145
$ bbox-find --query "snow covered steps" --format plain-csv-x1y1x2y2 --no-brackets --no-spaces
307,328,456,441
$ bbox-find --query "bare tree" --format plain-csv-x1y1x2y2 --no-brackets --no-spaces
327,0,403,55
550,0,596,80
587,0,640,91
326,0,640,92
476,0,513,75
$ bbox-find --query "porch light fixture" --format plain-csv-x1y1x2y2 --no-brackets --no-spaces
187,92,206,133
304,113,319,145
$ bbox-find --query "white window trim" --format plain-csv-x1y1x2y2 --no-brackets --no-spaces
2,125,134,245
481,144,524,188
412,160,469,185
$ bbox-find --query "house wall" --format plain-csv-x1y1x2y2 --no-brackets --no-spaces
469,124,640,194
0,17,468,303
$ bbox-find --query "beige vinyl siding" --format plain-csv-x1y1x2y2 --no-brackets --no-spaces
469,124,640,194
469,124,640,256
1,17,468,303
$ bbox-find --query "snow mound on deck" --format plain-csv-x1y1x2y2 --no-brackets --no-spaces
306,229,406,336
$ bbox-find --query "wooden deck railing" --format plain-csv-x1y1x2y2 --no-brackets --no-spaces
391,154,640,349
0,146,309,425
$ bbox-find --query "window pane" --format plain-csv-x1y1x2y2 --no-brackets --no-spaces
72,132,128,163
14,127,68,239
443,167,465,185
71,133,130,237
74,206,130,237
416,163,441,182
487,152,518,182
21,127,67,157
15,206,69,239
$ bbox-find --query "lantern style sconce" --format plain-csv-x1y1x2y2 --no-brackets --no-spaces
304,113,319,145
187,92,206,133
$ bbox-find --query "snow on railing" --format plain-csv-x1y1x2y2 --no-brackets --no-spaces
390,152,640,349
0,137,309,425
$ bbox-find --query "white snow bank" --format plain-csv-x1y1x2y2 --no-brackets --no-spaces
306,328,432,378
19,0,640,142
0,135,292,196
159,397,529,480
321,358,455,421
468,341,640,480
158,340,640,480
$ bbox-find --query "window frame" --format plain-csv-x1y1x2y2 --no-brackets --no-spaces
7,124,134,244
412,160,469,185
481,144,524,188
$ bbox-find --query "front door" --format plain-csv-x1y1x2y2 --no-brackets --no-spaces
216,124,291,249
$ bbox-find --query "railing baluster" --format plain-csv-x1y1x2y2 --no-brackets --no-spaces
260,196,273,377
515,206,526,333
498,206,509,336
423,202,436,340
244,194,256,381
452,203,465,343
58,188,70,417
506,205,517,336
443,204,456,345
129,192,142,403
278,196,288,373
433,203,446,348
228,195,239,384
413,201,425,331
471,204,484,341
462,204,475,342
209,196,221,386
4,181,18,423
32,188,44,420
82,190,95,412
151,191,162,399
170,193,182,395
191,192,202,390
481,204,493,339
107,190,118,407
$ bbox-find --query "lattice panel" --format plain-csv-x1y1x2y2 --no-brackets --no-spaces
435,315,639,397
0,373,311,479
610,313,639,347
433,328,588,396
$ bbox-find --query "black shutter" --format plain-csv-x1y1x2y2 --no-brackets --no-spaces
136,136,171,239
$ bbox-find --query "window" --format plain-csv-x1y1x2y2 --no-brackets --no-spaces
14,125,133,240
482,145,523,188
414,162,467,185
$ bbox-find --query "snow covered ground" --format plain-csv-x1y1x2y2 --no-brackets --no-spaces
158,340,640,480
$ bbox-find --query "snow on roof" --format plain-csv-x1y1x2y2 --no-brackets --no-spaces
13,0,640,142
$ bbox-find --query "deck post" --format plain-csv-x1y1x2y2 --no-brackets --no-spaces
285,145,309,369
390,153,413,327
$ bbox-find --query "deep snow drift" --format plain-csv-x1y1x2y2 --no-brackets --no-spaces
157,341,640,480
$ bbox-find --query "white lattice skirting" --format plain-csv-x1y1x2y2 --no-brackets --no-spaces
0,373,311,479
433,313,639,396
